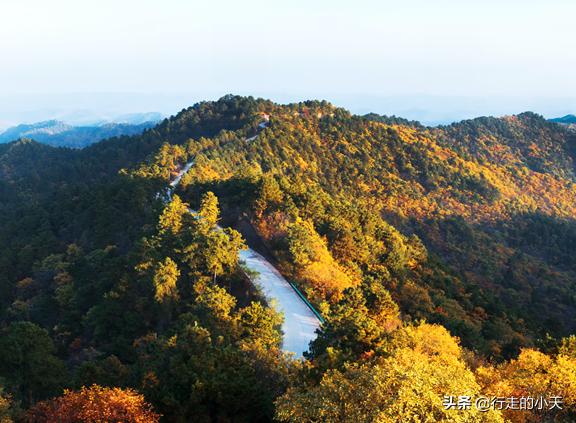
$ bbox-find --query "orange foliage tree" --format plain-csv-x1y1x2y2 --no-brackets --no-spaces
25,385,159,423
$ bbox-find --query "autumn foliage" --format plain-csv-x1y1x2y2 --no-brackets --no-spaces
3,96,576,422
25,385,159,423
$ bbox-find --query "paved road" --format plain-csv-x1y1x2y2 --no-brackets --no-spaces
168,158,321,358
239,248,321,358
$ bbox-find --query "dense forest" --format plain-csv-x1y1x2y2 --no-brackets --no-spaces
1,95,576,422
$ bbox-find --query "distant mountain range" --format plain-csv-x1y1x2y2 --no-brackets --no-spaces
549,114,576,124
99,112,164,125
0,113,163,148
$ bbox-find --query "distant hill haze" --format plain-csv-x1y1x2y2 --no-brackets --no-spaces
549,114,576,124
0,115,162,148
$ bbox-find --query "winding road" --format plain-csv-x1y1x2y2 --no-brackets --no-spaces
239,248,321,358
167,153,321,358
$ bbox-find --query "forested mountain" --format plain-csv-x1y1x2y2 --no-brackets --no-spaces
1,95,576,422
0,119,160,148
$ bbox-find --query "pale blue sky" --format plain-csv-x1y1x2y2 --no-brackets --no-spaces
1,0,575,126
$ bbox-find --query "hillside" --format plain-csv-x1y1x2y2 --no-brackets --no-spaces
1,96,576,422
174,103,576,354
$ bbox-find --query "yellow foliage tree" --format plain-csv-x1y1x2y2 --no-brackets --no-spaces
0,386,12,423
287,218,355,300
476,348,576,422
158,195,189,235
277,323,504,422
153,257,180,304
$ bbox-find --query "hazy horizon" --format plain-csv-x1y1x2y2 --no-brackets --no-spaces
1,0,575,128
0,92,575,130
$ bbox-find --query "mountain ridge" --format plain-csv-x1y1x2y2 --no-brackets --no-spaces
2,95,576,421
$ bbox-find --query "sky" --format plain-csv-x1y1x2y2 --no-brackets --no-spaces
0,0,575,127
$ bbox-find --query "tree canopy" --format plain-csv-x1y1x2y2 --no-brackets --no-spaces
1,96,576,421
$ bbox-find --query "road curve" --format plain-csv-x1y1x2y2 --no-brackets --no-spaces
168,159,321,358
239,248,321,358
